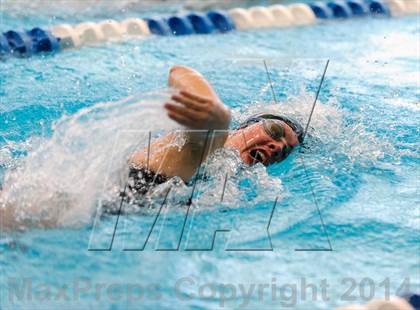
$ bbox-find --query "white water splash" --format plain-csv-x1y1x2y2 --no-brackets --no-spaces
0,90,178,227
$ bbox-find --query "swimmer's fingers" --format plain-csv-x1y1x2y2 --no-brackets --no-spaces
171,94,206,112
179,90,210,104
165,103,207,124
167,111,195,128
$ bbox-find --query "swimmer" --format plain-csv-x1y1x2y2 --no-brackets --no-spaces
127,65,303,198
0,65,304,229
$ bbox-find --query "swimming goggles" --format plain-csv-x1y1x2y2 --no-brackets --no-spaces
262,119,294,162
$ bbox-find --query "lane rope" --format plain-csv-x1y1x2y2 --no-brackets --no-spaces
1,0,418,58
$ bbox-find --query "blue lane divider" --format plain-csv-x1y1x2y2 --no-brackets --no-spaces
26,27,60,52
2,27,60,56
146,18,172,36
366,0,390,15
310,2,334,19
147,11,234,36
206,10,235,33
346,0,369,16
3,31,34,55
327,1,353,18
168,16,194,36
187,13,215,34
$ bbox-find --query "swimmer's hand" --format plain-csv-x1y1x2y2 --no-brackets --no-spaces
164,90,231,131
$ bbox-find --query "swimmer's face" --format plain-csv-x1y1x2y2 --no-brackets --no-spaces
225,120,299,166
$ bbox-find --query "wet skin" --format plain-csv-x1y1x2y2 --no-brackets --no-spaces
224,120,300,166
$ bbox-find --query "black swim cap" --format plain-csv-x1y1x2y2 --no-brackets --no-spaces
236,113,304,143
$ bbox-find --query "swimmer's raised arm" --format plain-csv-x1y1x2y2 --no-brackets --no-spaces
130,66,231,182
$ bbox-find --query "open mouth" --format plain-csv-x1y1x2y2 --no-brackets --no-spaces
249,149,267,164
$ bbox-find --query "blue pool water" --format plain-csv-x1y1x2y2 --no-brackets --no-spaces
1,6,419,310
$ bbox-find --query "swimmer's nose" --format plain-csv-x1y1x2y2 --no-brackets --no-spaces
268,143,283,152
267,143,285,160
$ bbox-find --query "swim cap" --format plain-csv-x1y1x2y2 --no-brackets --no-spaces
236,113,305,143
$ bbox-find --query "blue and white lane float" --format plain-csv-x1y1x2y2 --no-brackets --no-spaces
1,0,419,58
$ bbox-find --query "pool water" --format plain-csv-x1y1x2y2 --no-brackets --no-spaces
1,6,419,310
